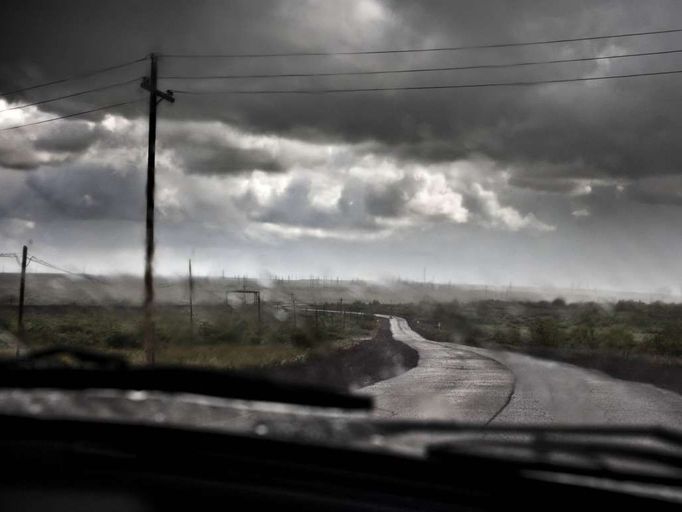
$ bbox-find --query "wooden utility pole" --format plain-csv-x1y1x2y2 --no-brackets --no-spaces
291,293,297,328
141,53,175,364
16,245,27,356
256,291,261,328
227,289,261,329
188,258,194,338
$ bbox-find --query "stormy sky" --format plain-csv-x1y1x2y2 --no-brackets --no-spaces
2,0,682,293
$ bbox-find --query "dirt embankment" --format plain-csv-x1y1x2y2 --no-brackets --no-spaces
250,318,418,390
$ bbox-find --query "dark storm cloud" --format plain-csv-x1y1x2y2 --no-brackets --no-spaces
364,179,412,218
159,127,284,175
625,175,682,206
0,121,102,170
25,164,145,221
32,123,101,153
179,144,283,175
4,0,682,194
508,176,587,195
173,141,283,174
0,145,47,170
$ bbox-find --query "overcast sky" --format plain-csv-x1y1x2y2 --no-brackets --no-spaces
3,0,682,293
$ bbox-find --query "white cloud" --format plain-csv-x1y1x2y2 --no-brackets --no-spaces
406,171,468,223
0,110,555,259
472,184,555,232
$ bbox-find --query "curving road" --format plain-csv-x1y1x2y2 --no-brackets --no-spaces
363,316,514,423
363,316,682,427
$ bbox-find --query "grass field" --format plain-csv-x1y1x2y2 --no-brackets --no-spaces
5,296,681,369
0,304,377,369
390,299,682,361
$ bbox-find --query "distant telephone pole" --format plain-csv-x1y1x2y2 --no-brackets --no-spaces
16,245,27,356
188,258,194,338
256,291,261,328
227,289,261,330
141,53,175,365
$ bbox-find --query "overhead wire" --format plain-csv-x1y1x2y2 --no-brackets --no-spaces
170,67,682,95
3,29,682,132
0,253,21,266
28,256,107,283
159,48,682,81
28,256,82,276
0,98,144,132
160,27,682,59
0,56,148,99
0,78,143,114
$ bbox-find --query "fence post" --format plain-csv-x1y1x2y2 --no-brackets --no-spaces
16,245,28,356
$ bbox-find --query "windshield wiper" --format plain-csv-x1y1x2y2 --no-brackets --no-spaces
0,347,373,410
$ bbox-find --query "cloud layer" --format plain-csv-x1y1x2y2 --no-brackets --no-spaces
2,1,682,292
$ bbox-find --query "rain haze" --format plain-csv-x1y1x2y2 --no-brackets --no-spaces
2,0,682,294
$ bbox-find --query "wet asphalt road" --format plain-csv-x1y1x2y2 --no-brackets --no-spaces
363,316,514,423
363,316,682,428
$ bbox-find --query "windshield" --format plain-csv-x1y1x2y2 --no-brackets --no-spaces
1,0,682,436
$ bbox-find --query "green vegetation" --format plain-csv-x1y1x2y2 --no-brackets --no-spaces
0,304,376,369
9,295,682,366
390,299,682,360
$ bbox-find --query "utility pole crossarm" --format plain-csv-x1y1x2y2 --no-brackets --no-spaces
141,77,175,103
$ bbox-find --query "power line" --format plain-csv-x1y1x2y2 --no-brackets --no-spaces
28,256,82,276
0,98,143,132
171,67,682,95
161,27,682,59
0,78,142,114
28,256,106,283
160,48,682,81
0,253,21,266
0,56,148,100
